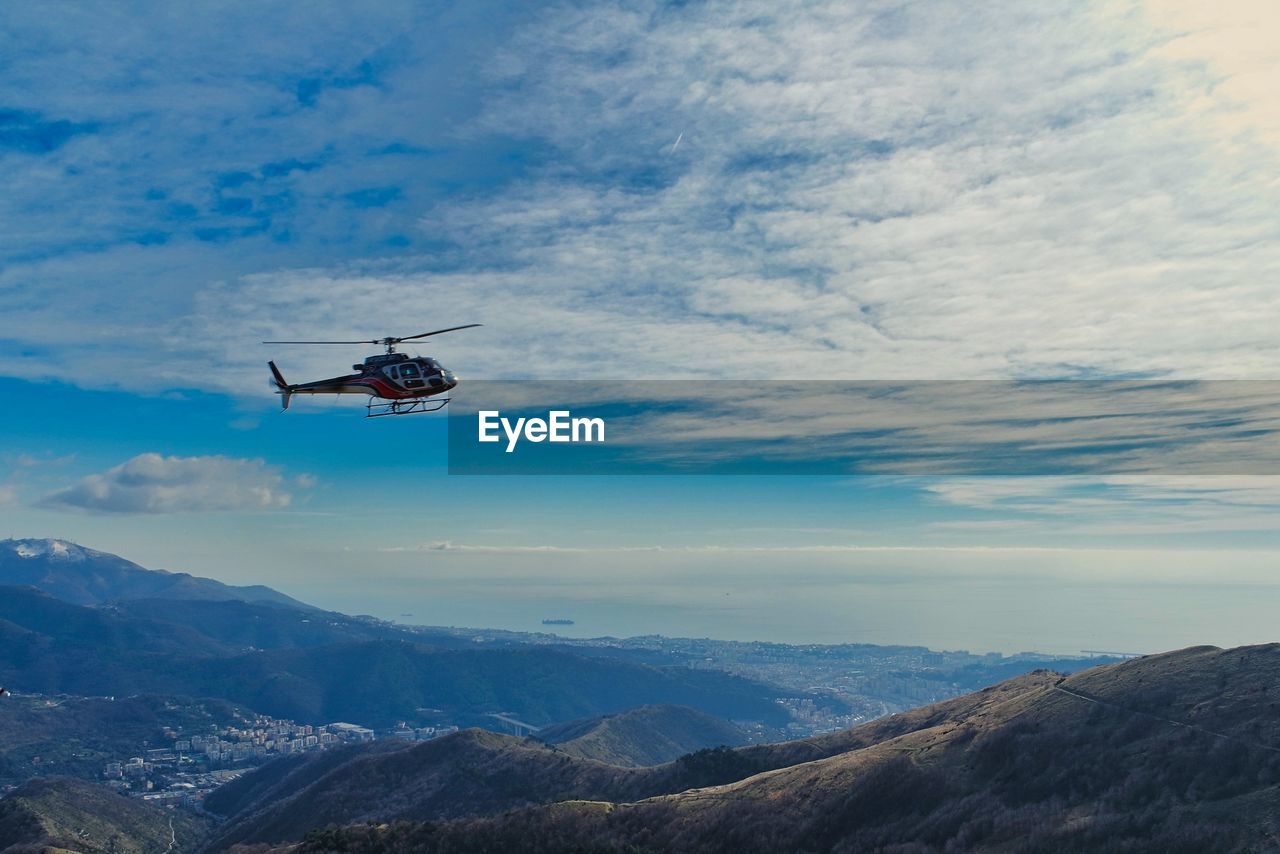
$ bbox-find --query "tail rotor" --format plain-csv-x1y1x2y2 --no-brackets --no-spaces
268,361,293,411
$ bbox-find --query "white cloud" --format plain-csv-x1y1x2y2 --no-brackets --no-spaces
378,541,645,553
39,453,304,514
1146,0,1280,148
0,484,17,507
184,0,1280,392
378,540,1067,555
0,2,531,386
923,474,1280,533
4,1,1280,393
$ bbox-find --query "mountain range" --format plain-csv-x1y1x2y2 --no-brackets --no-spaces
204,706,748,848
0,538,312,610
0,541,791,734
0,585,787,730
218,644,1280,853
4,539,1279,852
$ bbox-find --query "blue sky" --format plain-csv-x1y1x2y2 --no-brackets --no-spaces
2,0,1280,651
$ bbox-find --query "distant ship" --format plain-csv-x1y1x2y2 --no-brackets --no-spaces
541,618,574,625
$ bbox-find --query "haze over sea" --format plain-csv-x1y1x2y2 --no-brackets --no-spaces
342,558,1279,656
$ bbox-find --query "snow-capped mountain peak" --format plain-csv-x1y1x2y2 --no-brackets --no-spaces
10,538,92,562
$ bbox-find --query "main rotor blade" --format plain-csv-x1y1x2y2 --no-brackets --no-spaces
262,340,378,345
395,324,482,342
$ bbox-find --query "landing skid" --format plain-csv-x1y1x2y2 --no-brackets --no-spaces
367,397,451,418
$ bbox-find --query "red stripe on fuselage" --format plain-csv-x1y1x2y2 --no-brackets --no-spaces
289,373,442,401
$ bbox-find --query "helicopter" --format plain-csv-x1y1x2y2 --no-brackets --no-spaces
264,325,481,417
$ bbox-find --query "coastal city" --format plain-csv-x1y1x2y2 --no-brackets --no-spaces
101,715,460,807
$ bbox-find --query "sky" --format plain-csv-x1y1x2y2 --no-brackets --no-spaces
2,0,1280,653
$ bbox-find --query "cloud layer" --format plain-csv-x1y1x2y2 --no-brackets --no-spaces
190,0,1280,388
447,379,1280,476
39,453,304,514
3,1,1279,394
925,474,1280,534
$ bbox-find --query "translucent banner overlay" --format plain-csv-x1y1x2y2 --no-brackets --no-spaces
446,381,1280,475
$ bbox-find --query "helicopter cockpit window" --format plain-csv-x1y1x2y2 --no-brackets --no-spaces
399,363,421,379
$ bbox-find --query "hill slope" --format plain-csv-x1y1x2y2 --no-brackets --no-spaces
106,597,468,652
273,645,1280,853
0,777,208,854
0,584,234,664
0,587,786,729
204,730,632,848
204,668,1069,847
0,538,311,609
539,705,747,767
0,693,250,786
